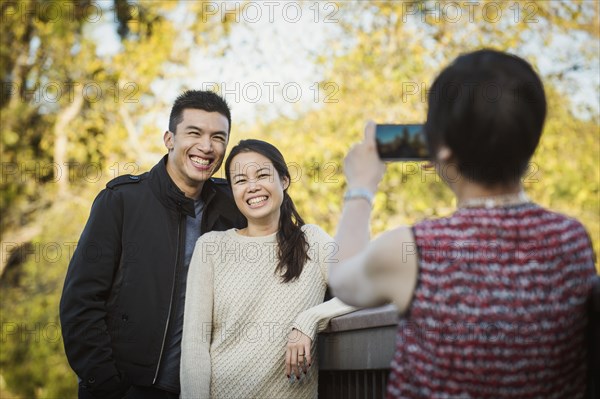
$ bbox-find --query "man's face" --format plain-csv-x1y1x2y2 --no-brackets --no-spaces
164,108,229,195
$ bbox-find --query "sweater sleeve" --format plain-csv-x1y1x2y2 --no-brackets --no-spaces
181,234,215,399
293,225,358,339
291,297,357,340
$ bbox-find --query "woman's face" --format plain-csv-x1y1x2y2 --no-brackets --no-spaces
228,151,289,225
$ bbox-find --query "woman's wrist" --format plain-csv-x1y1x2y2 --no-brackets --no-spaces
343,187,375,206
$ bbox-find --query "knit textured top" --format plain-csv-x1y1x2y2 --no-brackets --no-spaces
387,203,596,398
181,224,355,399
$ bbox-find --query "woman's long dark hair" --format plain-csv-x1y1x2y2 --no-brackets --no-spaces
224,139,310,283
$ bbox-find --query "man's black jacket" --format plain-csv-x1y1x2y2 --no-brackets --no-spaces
59,155,246,396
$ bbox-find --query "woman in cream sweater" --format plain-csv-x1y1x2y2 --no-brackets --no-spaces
180,139,354,398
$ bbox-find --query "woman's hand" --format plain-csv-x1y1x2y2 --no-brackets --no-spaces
344,121,386,193
285,328,312,381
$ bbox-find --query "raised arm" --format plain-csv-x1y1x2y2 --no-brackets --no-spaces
331,226,419,311
329,122,418,310
59,188,130,398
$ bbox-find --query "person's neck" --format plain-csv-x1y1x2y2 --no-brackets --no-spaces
454,179,524,207
241,216,279,237
165,162,204,199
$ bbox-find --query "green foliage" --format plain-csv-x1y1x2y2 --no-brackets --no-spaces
247,0,600,260
527,87,599,255
1,1,240,396
1,195,94,398
0,1,598,397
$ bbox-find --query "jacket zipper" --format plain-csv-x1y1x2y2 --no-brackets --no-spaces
153,214,185,384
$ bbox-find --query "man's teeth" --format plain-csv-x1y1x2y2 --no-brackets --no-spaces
248,196,268,205
191,156,210,166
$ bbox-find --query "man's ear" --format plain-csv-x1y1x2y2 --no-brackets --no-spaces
164,130,174,151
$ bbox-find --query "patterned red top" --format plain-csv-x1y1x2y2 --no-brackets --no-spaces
387,203,596,398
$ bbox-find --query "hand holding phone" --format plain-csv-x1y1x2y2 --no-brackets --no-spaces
342,121,386,194
375,124,430,161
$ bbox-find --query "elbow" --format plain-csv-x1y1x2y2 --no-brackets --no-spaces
328,268,363,307
331,287,375,307
329,264,386,308
58,289,75,326
329,282,346,304
328,264,343,297
332,290,364,308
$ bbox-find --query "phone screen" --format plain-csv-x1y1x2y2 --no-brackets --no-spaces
375,124,430,161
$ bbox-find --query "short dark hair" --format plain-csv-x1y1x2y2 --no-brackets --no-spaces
168,90,231,133
425,49,547,185
224,139,310,283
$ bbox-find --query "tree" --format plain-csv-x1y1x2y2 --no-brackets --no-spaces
246,0,599,258
1,1,240,396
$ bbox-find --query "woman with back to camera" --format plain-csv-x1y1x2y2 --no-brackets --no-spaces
180,139,355,398
330,49,597,398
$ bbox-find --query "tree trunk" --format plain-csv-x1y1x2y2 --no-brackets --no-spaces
53,85,84,193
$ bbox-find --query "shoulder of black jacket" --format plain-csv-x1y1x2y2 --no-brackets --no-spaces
106,173,148,189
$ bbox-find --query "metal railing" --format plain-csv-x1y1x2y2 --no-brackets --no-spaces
317,304,398,399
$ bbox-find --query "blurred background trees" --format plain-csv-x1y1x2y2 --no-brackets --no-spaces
1,0,598,397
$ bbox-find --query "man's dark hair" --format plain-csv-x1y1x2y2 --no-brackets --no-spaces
168,90,231,133
425,49,547,185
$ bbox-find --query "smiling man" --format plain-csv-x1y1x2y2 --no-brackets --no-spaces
60,91,246,399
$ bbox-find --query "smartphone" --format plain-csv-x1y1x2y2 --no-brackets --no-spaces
375,124,430,161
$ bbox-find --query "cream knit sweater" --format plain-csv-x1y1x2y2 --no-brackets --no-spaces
180,224,355,399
